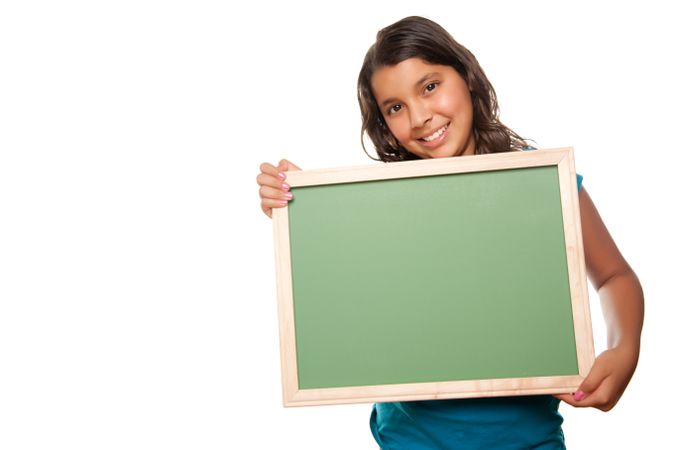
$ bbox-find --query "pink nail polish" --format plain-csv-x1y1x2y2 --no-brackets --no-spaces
282,183,290,190
278,172,286,179
574,390,585,401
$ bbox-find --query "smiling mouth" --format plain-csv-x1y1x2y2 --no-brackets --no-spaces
419,123,449,142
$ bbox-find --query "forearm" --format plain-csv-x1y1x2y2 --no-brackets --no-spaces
598,269,644,353
559,187,643,409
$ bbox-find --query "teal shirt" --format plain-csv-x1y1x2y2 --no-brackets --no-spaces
371,396,565,449
370,173,584,450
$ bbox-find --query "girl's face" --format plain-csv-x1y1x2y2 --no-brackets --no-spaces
371,58,475,159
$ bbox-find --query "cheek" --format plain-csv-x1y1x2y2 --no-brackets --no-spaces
438,96,466,118
386,118,411,143
439,85,473,118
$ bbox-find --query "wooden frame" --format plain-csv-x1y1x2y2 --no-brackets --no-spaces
272,147,594,407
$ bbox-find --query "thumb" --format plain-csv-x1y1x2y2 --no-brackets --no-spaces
277,159,301,172
575,362,608,399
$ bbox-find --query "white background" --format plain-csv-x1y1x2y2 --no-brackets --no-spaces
1,1,679,448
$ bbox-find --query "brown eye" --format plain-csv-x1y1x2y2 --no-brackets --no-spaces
425,82,438,92
389,104,402,115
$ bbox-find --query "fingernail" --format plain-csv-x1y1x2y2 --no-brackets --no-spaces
284,193,293,200
282,183,290,190
279,200,288,206
574,390,585,401
278,172,286,179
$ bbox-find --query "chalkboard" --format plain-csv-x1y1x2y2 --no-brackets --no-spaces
272,148,594,407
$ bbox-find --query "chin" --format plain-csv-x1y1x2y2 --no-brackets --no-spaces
428,146,461,159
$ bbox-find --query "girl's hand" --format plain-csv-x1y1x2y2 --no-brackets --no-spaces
554,344,639,411
256,159,301,218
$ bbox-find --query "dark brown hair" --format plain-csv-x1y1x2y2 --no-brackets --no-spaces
358,16,528,162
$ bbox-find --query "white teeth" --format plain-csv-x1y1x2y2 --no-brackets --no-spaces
422,124,448,142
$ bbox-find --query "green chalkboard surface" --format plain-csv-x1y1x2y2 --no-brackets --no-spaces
273,149,594,406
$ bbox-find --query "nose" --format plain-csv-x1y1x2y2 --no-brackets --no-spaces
409,100,432,129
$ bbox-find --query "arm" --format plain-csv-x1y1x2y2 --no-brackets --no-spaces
556,187,644,411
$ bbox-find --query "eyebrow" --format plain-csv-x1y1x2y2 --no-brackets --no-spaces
379,72,441,109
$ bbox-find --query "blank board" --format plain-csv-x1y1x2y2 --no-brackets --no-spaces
272,148,594,406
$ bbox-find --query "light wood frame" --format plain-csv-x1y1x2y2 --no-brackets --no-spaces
272,147,594,407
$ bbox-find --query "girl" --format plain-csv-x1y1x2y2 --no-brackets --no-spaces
256,16,643,450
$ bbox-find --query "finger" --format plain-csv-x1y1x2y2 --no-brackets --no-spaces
261,198,289,217
579,374,604,396
554,391,592,406
258,162,291,220
560,391,611,410
555,392,594,408
554,393,574,404
580,377,618,411
277,159,302,172
576,360,610,398
259,185,293,202
259,162,287,184
555,392,592,408
257,173,289,191
260,162,284,178
555,377,614,410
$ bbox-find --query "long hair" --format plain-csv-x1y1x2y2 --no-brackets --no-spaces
358,16,528,162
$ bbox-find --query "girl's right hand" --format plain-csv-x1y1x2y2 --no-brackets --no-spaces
257,159,301,218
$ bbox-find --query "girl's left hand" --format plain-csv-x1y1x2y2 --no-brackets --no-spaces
554,344,639,411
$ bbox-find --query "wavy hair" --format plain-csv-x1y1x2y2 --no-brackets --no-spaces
358,16,528,162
